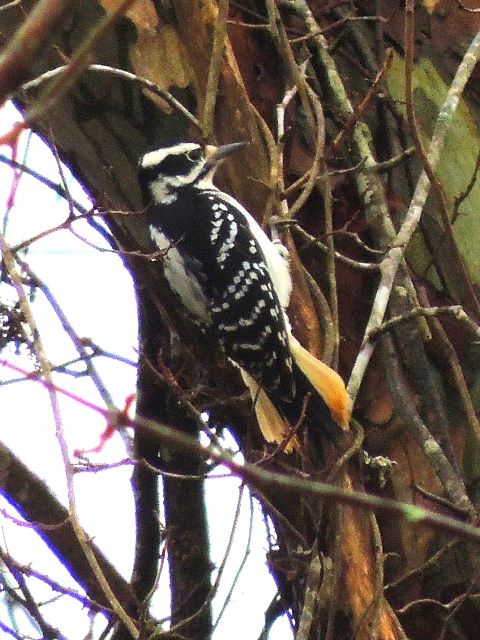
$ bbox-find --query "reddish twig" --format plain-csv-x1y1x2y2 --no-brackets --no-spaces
328,48,394,156
4,358,480,546
73,393,135,457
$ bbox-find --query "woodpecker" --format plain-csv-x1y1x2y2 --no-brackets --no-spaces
138,140,351,452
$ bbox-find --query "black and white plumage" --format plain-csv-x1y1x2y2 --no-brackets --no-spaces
138,141,350,451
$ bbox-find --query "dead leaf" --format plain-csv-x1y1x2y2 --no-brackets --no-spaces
100,0,157,25
130,24,194,112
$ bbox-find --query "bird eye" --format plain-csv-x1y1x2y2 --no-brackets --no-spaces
187,148,202,162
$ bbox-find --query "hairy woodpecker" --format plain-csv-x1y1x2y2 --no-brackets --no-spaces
138,141,351,451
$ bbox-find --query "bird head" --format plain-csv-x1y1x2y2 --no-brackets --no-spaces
138,140,246,204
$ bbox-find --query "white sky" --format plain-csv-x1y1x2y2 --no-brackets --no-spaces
0,103,290,640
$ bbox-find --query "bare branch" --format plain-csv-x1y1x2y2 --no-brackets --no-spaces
348,27,480,400
0,0,76,102
202,0,229,138
20,64,200,130
0,440,137,614
3,358,480,547
0,233,139,638
24,0,138,126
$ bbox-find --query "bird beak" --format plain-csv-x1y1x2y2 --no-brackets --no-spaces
204,141,247,168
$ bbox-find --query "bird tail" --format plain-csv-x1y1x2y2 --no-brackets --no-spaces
240,369,300,452
288,334,351,431
240,336,351,453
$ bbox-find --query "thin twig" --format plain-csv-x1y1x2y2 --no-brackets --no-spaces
404,0,480,317
202,0,229,138
26,265,136,450
331,228,385,255
368,304,474,339
2,556,67,640
24,0,138,126
368,512,384,640
250,487,308,548
4,358,480,546
48,130,75,219
348,27,480,400
326,418,364,483
413,483,470,518
0,152,116,255
306,86,339,366
212,489,255,631
0,619,29,640
165,484,246,637
452,145,480,223
227,19,269,30
455,0,480,12
275,84,298,221
381,334,473,515
0,236,139,638
257,392,310,460
265,0,316,138
302,266,335,364
370,146,415,173
142,351,223,450
288,84,325,219
0,507,69,530
293,223,380,272
295,540,321,640
0,0,76,102
20,64,200,130
328,48,394,156
289,15,387,42
0,153,88,216
0,0,21,12
384,540,458,594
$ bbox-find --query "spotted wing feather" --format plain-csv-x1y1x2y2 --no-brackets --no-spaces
148,189,295,400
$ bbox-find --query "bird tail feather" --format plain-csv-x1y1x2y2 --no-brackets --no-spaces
240,368,300,452
240,337,351,453
288,334,351,430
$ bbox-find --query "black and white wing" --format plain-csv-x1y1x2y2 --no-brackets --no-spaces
148,188,295,400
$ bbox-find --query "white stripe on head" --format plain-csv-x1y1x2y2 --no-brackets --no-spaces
140,143,200,168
